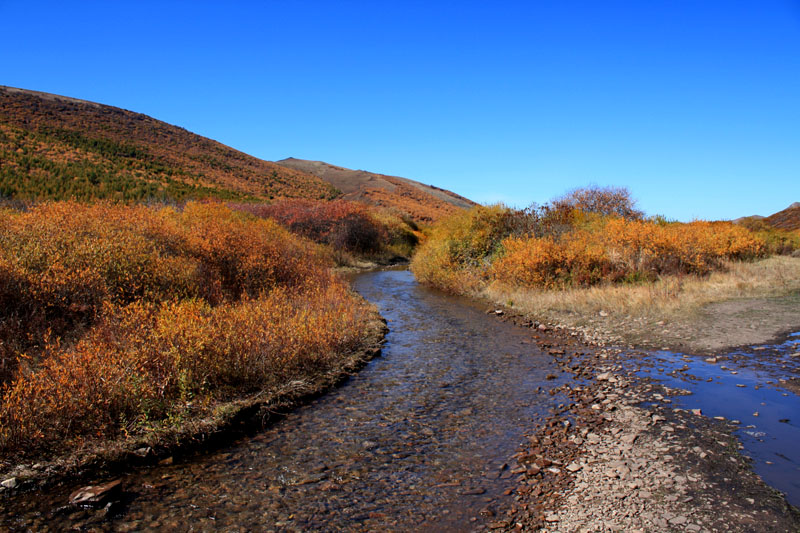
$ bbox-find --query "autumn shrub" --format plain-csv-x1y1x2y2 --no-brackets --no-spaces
490,218,765,290
413,198,768,294
491,233,614,289
736,218,800,255
551,185,644,220
600,218,764,276
233,199,419,260
0,201,373,456
410,205,516,292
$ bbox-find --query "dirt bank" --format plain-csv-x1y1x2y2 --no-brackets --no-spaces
567,292,800,354
486,256,800,355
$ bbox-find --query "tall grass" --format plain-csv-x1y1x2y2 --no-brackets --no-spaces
486,256,800,321
0,201,373,456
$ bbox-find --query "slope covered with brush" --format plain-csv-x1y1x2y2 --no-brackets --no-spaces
276,157,476,223
0,86,338,202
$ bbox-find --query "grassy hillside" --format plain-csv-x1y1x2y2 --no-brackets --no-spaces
0,86,339,202
276,157,476,222
735,202,800,232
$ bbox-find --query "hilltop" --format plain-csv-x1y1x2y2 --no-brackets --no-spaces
0,86,338,202
276,157,476,222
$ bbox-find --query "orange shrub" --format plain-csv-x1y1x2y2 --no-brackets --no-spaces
601,218,764,276
0,201,373,456
411,205,514,293
414,203,769,294
491,233,612,289
234,199,387,254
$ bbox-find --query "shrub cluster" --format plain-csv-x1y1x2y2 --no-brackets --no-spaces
411,187,771,293
736,217,800,256
233,199,419,260
491,218,765,289
0,201,372,456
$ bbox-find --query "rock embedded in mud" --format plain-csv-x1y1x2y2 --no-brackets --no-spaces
1,477,18,489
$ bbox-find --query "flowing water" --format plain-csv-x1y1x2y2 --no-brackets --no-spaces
1,269,567,531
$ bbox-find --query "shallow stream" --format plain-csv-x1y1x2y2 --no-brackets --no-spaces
1,269,567,531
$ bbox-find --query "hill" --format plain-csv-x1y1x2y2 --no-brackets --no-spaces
0,86,338,202
764,202,800,231
276,157,476,222
735,202,800,232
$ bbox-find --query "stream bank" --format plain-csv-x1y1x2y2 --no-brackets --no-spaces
2,269,798,531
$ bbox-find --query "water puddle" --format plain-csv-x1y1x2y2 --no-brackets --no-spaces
637,332,800,506
1,269,567,531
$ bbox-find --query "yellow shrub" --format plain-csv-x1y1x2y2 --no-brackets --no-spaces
411,205,512,293
415,205,768,293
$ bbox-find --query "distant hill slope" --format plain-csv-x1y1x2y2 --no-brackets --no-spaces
764,202,800,231
735,202,800,231
0,86,338,202
276,157,476,222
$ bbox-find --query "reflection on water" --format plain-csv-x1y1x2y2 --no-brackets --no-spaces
1,270,566,532
639,332,800,507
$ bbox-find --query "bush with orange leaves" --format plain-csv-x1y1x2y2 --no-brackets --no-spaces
0,201,373,457
491,218,765,289
413,201,768,294
233,199,419,260
409,204,517,293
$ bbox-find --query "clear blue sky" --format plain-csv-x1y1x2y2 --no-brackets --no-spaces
2,1,799,220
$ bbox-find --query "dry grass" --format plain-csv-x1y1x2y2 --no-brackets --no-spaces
485,256,800,326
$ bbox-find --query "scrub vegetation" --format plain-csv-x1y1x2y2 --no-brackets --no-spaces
0,201,375,458
232,199,421,265
411,187,800,324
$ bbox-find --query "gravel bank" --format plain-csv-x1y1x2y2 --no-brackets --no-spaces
483,313,800,532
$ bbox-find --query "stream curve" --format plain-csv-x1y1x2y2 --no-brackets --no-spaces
1,269,567,531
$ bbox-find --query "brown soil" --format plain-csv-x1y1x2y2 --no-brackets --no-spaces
558,292,800,355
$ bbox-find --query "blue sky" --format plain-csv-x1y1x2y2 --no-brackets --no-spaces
2,1,799,220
